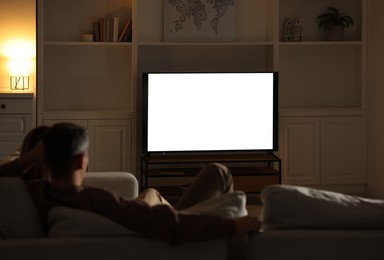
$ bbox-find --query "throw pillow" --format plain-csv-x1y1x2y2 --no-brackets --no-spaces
48,206,140,237
261,184,384,230
182,191,248,219
0,178,46,239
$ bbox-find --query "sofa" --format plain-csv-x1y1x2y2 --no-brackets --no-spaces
1,172,384,260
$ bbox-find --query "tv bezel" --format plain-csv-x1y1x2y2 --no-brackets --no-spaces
142,71,279,154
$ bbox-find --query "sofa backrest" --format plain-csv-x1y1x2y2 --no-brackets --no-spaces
83,172,138,200
0,178,46,239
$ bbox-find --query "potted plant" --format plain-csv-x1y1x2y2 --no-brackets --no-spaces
317,6,354,41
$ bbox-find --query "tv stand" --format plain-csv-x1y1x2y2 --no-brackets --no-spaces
141,151,281,195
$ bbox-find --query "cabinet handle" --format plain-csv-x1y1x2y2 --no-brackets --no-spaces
0,104,6,110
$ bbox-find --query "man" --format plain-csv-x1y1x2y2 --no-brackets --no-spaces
4,123,260,244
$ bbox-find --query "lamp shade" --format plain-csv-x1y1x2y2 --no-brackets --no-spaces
8,59,31,76
8,59,31,90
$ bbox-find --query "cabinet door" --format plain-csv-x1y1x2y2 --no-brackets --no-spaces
280,117,320,185
321,116,365,184
0,115,33,161
88,119,132,172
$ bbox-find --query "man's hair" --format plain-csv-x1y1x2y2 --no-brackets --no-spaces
43,123,88,178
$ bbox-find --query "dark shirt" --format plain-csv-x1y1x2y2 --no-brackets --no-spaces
0,159,235,244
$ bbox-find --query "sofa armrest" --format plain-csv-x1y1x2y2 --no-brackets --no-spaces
83,172,138,200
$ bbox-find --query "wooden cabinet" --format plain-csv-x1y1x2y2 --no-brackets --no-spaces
321,116,365,184
88,119,132,172
0,94,34,161
276,0,367,192
280,115,365,190
279,116,321,185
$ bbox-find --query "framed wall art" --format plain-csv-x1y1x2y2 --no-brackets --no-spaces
164,0,236,41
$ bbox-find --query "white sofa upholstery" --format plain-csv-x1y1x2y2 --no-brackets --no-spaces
0,172,139,240
0,236,228,260
83,171,139,199
2,173,384,260
0,172,231,260
247,229,384,260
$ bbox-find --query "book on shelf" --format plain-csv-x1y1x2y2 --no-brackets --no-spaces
118,20,132,42
104,18,109,42
94,18,104,42
93,17,123,42
112,17,119,42
93,21,100,42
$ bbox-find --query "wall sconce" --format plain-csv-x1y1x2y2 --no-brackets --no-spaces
8,59,30,90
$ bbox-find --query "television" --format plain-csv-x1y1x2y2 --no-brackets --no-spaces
142,72,278,154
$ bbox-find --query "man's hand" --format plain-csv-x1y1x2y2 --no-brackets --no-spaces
233,216,261,235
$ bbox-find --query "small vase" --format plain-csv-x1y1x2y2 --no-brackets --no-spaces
325,25,344,41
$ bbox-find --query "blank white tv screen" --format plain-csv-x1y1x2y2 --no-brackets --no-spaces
144,72,277,152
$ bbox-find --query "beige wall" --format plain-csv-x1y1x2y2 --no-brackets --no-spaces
367,0,384,198
0,0,35,92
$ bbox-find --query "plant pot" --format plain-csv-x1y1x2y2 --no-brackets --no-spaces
325,25,344,41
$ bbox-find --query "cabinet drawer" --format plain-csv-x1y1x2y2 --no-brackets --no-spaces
0,115,32,137
0,98,33,114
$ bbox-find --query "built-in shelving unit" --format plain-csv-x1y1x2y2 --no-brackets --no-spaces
37,0,367,192
37,0,134,172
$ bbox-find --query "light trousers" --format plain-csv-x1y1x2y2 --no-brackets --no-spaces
136,163,234,210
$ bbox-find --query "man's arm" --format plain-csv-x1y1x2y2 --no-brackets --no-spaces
0,141,45,178
0,159,24,178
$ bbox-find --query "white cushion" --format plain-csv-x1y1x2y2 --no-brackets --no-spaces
0,178,45,239
48,206,140,237
182,191,248,219
261,184,384,230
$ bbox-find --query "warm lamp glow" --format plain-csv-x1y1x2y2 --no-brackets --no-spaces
8,59,31,90
8,59,31,76
2,40,35,59
2,39,35,91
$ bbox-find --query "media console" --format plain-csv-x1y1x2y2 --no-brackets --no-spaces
141,152,281,195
